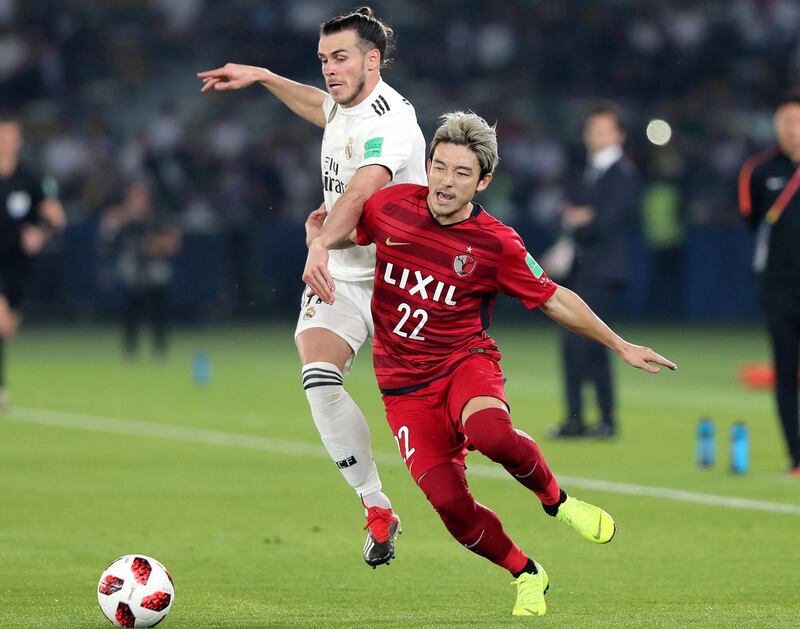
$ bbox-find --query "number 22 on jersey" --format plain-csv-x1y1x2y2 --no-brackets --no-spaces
392,303,428,340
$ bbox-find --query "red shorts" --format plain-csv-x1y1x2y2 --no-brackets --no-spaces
381,355,508,483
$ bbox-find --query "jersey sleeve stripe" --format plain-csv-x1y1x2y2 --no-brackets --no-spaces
738,147,779,216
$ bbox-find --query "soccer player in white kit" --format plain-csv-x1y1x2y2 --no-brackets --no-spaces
198,7,426,567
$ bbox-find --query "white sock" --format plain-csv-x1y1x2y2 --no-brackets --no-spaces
302,362,385,498
361,490,392,510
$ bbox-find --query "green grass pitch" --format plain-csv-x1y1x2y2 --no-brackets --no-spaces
1,323,798,628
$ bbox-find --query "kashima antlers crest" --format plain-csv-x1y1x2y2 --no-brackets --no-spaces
453,254,477,277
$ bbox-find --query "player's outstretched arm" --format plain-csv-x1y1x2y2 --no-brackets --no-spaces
197,63,327,128
540,285,677,374
303,165,392,304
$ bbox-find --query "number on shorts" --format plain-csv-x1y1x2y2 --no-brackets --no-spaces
392,303,428,340
394,425,416,461
302,292,323,307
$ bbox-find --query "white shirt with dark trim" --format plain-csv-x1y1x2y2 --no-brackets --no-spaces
588,144,623,175
320,79,427,281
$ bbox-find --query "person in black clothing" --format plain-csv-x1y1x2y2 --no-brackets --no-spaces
0,114,66,409
549,103,642,439
738,91,800,476
100,181,181,361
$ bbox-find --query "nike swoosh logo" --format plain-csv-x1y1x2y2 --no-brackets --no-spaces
593,517,603,541
385,237,411,247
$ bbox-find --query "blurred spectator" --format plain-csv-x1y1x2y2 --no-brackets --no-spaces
641,176,684,318
99,181,181,360
1,0,798,321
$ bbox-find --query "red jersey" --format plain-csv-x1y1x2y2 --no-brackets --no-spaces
356,183,557,393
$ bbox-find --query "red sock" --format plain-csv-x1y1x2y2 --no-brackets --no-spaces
418,462,528,573
464,407,561,505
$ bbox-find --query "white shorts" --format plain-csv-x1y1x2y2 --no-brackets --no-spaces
294,279,374,374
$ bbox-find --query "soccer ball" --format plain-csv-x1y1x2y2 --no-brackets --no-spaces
97,554,175,627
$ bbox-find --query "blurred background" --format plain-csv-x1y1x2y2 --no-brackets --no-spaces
4,0,797,324
4,4,800,626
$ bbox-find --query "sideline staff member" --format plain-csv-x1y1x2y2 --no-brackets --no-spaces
739,90,800,475
0,113,65,408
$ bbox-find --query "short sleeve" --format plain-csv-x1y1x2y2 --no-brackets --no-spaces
357,115,414,179
321,94,336,125
356,187,390,246
497,229,557,309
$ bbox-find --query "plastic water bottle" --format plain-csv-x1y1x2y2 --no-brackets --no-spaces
696,418,715,468
730,422,749,475
192,351,211,387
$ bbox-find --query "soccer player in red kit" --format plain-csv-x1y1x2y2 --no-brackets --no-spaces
303,111,676,617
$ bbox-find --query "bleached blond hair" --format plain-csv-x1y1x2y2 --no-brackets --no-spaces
428,111,499,178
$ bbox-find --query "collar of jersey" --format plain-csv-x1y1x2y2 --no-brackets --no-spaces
336,78,386,116
426,200,484,228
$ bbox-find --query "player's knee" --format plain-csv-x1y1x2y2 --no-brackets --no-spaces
431,495,477,540
419,477,474,524
430,486,468,515
296,329,352,371
468,431,510,461
433,496,485,545
464,409,521,461
302,362,344,396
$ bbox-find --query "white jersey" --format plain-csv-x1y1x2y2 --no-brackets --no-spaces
320,79,427,281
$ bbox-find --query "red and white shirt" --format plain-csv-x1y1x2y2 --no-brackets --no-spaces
356,184,557,393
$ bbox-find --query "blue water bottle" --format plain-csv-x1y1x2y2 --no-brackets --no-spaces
696,417,715,468
730,422,749,475
192,351,212,387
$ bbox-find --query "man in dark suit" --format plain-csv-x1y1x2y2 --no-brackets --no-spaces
550,103,642,439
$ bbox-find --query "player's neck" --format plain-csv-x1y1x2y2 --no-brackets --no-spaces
433,202,473,226
781,146,800,164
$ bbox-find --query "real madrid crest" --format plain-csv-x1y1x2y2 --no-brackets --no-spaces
345,136,354,160
453,253,477,277
303,306,316,320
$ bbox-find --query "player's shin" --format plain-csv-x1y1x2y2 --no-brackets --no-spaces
302,361,399,566
418,462,528,573
464,408,562,505
301,361,386,499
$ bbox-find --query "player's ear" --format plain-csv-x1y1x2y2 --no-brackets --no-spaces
366,48,381,71
476,172,493,192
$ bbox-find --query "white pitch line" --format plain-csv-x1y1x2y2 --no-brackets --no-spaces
5,406,800,517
